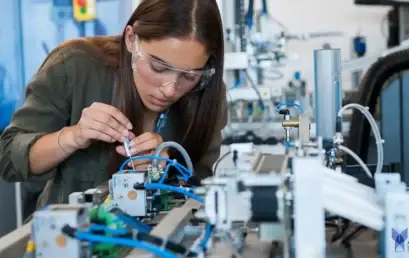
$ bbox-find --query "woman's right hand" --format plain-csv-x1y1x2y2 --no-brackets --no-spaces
71,102,133,149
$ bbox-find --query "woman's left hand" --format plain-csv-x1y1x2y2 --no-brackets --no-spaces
116,132,168,170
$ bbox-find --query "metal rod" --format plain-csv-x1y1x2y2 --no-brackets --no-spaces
314,48,342,141
15,183,23,228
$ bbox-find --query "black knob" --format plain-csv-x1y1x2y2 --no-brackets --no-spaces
279,109,290,115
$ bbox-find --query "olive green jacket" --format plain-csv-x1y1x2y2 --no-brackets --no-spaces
0,51,227,208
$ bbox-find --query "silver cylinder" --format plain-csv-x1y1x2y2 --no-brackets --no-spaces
314,49,342,140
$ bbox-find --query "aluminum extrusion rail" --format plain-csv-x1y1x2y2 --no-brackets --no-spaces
125,199,201,257
0,222,31,258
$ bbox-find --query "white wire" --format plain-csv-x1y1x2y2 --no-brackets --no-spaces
337,103,384,175
338,145,372,178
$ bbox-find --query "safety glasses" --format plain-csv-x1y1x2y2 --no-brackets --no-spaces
132,39,215,92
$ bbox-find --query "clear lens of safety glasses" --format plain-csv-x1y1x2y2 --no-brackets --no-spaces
133,48,215,92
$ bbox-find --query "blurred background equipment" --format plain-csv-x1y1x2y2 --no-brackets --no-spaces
0,0,132,238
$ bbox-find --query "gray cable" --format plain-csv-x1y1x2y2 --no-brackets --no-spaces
152,141,194,174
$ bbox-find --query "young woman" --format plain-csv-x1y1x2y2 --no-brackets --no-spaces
0,0,227,208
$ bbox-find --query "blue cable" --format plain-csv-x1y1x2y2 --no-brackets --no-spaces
261,0,268,15
115,214,151,233
89,224,129,235
247,0,255,29
231,72,245,89
172,163,191,180
199,224,214,249
145,183,204,203
118,155,192,179
275,101,304,114
75,232,178,258
154,110,169,134
159,163,173,184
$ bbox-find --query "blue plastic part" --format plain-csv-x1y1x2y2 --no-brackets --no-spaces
52,0,71,7
274,101,304,114
353,36,366,57
294,71,301,80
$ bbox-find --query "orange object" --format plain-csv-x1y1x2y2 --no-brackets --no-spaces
55,235,67,248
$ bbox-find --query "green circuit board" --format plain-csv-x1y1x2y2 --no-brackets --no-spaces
156,192,185,211
89,206,123,258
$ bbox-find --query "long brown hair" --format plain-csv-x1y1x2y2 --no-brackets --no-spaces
42,0,224,175
108,0,225,175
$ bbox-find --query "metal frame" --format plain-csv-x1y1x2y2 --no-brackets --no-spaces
0,184,383,258
126,199,201,257
0,222,31,258
381,71,409,185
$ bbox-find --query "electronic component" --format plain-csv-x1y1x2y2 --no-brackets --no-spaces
124,136,136,171
280,113,311,146
32,205,91,258
196,172,281,231
109,170,150,217
88,206,123,258
147,164,163,181
68,188,102,208
73,0,97,22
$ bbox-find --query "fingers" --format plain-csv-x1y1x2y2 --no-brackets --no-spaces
128,131,137,139
90,102,133,130
81,103,133,143
131,132,162,145
79,127,116,143
80,115,125,142
116,146,152,158
115,132,167,170
129,133,163,154
116,146,127,156
130,139,162,155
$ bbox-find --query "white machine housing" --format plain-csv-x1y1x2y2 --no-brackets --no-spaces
32,205,91,258
68,188,102,208
109,170,149,217
375,173,409,257
200,171,282,231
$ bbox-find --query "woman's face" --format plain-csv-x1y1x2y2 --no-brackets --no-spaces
125,27,210,113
